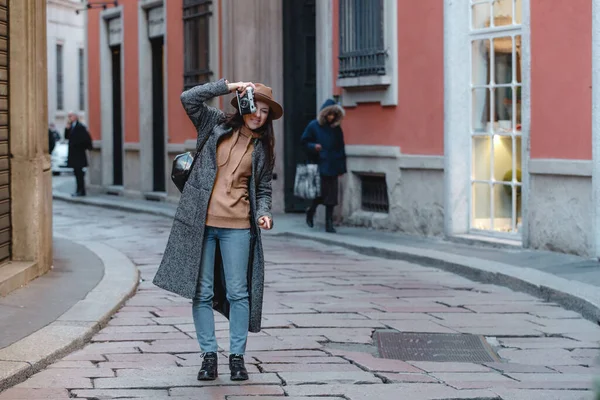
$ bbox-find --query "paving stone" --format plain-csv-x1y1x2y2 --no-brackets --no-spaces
535,319,600,335
498,337,599,349
118,306,160,313
383,320,458,333
169,385,285,398
62,351,106,361
107,317,158,326
409,362,491,372
483,362,553,373
260,362,362,372
228,397,346,400
358,312,439,320
227,337,323,352
565,332,600,344
284,315,388,329
47,360,96,369
284,383,500,399
549,365,600,373
570,348,600,358
379,372,439,383
92,331,189,342
152,317,195,325
506,373,596,384
327,349,422,373
278,371,381,385
139,340,199,353
174,323,196,333
430,372,513,383
453,326,545,336
253,355,349,364
111,311,156,318
0,388,71,400
97,353,180,369
374,305,472,313
100,325,178,333
498,348,582,366
71,389,171,399
244,350,327,359
14,373,93,389
528,308,586,319
491,388,595,400
95,371,281,388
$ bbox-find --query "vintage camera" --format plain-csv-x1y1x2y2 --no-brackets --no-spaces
236,87,257,115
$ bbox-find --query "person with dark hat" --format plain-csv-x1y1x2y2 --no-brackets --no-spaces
301,98,347,233
153,79,282,382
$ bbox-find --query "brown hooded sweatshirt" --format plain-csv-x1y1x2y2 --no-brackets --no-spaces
206,125,260,229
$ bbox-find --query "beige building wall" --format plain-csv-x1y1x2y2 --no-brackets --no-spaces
0,0,52,296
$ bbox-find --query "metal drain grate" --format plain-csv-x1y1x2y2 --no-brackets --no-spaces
374,332,499,363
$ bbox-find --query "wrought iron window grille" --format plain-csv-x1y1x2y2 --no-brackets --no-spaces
338,0,387,78
360,174,389,213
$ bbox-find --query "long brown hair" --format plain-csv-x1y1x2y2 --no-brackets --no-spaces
222,111,276,170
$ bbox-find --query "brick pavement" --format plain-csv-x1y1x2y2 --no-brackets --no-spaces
0,202,598,399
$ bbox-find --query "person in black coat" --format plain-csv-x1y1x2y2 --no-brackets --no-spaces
48,123,60,154
64,112,93,197
300,99,347,233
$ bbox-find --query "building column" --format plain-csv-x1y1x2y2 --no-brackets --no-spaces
315,0,333,113
8,0,52,272
592,0,600,259
443,0,470,236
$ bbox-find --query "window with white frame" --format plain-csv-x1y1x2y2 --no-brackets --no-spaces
56,43,64,111
470,0,523,234
336,0,397,106
78,48,85,111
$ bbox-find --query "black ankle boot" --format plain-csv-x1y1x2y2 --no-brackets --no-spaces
306,206,316,228
229,354,249,381
325,206,336,233
197,352,218,380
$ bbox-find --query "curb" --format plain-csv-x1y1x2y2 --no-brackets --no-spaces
0,238,139,391
275,231,600,324
53,192,176,219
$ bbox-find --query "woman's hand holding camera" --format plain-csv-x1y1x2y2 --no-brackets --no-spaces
227,81,256,97
258,216,272,230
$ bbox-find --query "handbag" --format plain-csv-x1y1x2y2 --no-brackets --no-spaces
293,163,321,200
171,134,210,193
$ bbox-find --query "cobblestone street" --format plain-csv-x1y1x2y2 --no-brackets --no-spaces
1,201,598,399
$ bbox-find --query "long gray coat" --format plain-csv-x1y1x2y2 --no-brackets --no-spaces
153,79,273,333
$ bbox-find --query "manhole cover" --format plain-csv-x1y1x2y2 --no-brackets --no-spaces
374,332,499,363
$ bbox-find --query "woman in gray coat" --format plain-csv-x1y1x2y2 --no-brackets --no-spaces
153,79,282,382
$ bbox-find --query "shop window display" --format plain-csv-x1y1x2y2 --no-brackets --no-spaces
470,0,523,234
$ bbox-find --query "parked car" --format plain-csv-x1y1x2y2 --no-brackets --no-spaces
51,141,72,176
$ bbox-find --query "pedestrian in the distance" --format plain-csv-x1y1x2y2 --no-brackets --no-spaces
153,79,281,382
48,123,60,154
64,112,92,197
301,99,347,233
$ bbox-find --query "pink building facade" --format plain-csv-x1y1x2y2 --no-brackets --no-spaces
85,0,600,257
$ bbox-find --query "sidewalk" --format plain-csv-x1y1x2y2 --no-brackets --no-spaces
53,178,600,324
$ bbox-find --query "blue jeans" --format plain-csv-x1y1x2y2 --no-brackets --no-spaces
192,227,250,355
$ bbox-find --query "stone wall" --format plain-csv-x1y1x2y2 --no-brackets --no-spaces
1,0,52,296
